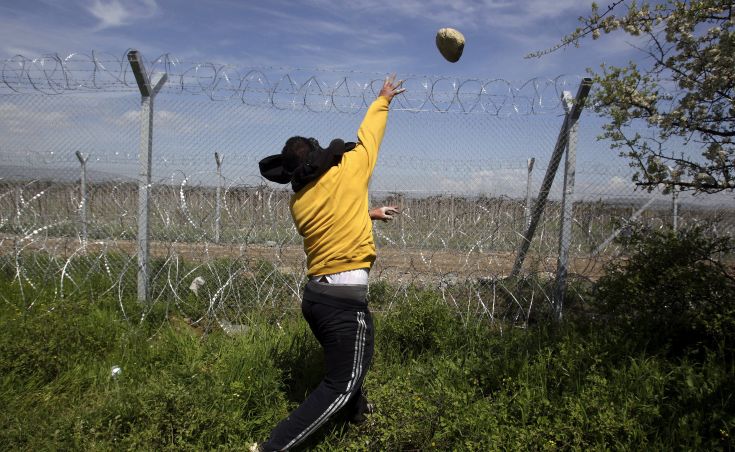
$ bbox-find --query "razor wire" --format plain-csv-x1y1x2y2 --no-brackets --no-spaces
3,51,590,115
3,167,731,326
1,52,733,328
1,173,732,322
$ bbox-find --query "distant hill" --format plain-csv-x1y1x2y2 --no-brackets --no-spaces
0,163,732,209
0,165,135,183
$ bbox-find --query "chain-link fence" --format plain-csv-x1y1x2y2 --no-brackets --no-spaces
1,51,733,325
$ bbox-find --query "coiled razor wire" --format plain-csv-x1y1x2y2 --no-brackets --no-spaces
1,50,591,115
1,50,732,328
2,172,732,325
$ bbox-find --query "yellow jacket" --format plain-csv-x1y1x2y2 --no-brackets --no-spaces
290,96,390,276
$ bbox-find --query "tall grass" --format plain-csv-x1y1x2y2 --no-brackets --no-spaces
0,255,733,450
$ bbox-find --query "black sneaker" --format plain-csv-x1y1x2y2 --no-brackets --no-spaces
349,393,375,424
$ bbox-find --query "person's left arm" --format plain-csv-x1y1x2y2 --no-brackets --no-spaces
355,75,405,174
369,205,400,222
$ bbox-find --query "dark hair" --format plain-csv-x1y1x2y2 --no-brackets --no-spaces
282,136,312,172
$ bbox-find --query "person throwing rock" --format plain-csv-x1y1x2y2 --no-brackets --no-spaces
256,74,405,451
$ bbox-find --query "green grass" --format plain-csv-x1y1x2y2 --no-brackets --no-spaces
0,258,733,450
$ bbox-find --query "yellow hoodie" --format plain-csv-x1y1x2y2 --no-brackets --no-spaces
290,96,390,276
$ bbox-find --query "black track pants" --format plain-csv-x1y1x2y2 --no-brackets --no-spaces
262,280,374,451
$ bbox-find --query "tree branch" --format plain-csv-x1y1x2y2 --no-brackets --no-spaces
525,0,627,58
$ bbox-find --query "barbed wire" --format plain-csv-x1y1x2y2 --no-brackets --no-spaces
3,173,730,324
0,148,638,174
1,51,730,327
4,174,720,325
1,50,592,115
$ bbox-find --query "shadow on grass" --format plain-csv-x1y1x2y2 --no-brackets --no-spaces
272,328,324,405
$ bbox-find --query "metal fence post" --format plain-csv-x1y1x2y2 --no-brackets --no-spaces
592,196,658,256
672,189,679,231
553,92,578,321
510,78,592,278
128,50,167,304
75,151,89,245
450,194,455,238
667,166,680,231
525,157,535,227
214,152,223,243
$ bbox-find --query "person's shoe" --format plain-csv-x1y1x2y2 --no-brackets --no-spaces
349,395,375,424
248,442,262,452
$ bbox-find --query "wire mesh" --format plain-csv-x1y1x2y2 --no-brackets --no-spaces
1,52,733,326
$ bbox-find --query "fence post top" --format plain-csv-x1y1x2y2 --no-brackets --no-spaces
75,151,89,164
127,50,167,98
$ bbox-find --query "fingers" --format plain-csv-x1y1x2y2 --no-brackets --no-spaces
380,74,406,101
373,205,400,222
384,75,404,90
393,79,405,96
382,206,400,219
387,77,402,86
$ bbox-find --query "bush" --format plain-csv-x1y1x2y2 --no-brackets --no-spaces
2,251,734,450
378,289,463,361
593,226,735,355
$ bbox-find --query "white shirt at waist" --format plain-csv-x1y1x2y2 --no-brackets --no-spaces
310,268,369,285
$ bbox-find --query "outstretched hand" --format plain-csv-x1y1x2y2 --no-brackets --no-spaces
379,74,405,103
369,205,400,222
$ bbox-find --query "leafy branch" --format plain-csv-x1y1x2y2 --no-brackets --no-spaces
532,0,735,194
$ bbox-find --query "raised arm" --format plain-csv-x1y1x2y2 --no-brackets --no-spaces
355,75,405,173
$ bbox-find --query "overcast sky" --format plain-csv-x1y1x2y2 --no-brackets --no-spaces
0,0,643,80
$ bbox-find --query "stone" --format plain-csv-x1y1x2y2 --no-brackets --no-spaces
436,28,465,63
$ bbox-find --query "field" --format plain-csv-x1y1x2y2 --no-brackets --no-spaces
2,179,735,450
1,250,733,450
4,179,732,271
